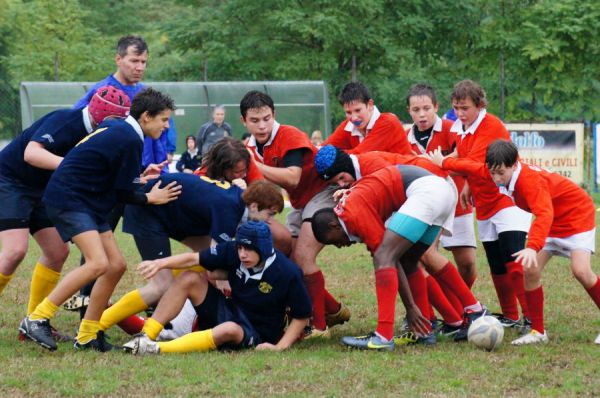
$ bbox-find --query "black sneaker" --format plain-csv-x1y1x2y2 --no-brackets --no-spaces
491,313,521,328
74,331,113,352
436,323,462,338
454,307,491,342
19,317,57,351
518,317,532,336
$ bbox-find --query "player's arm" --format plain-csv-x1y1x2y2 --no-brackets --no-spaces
254,148,305,189
256,317,309,351
138,252,200,279
23,141,63,170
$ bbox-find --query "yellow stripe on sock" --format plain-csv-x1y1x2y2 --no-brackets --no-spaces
142,317,164,341
28,263,61,315
29,297,59,320
158,329,216,353
99,289,148,331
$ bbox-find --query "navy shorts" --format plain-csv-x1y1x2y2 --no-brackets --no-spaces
0,176,52,233
46,206,111,242
194,284,262,350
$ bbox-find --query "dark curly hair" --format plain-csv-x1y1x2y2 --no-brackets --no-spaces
202,137,250,180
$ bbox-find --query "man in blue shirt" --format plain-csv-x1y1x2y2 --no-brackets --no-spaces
0,86,130,337
20,88,182,352
123,220,312,355
73,35,177,169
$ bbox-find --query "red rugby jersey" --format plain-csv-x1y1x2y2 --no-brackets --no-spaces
443,159,595,251
450,112,515,220
407,118,472,217
247,124,327,209
334,166,407,253
325,113,412,155
355,151,448,179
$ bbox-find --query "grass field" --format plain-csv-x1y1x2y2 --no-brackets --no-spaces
1,212,600,397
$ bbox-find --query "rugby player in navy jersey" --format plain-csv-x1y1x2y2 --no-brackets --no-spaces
123,220,311,354
19,88,182,352
97,176,285,335
0,86,130,338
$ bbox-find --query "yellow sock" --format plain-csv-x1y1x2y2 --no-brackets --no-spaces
158,329,216,353
0,272,13,295
29,297,59,320
99,289,148,331
142,317,164,340
76,319,101,344
28,263,61,314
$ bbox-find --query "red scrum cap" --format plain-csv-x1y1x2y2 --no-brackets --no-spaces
88,86,131,125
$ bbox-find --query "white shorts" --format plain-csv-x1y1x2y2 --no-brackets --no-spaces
543,228,596,258
286,185,337,237
477,206,531,242
157,299,197,341
440,212,476,248
398,176,456,235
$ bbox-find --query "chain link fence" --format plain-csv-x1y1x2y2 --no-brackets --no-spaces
0,82,21,143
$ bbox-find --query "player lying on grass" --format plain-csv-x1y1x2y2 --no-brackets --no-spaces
428,139,600,345
123,220,311,355
0,86,130,343
97,178,284,336
19,88,182,352
314,146,486,341
312,165,488,350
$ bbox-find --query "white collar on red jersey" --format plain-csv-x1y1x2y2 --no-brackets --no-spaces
349,154,362,180
81,106,94,134
407,116,443,153
125,115,144,142
246,121,281,161
343,106,381,142
451,109,487,137
337,215,362,244
498,161,522,198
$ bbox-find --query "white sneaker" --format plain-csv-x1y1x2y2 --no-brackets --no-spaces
511,330,549,346
122,334,160,355
594,333,600,345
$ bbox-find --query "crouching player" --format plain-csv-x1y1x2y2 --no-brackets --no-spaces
311,165,478,350
19,88,181,351
431,140,600,345
123,220,311,354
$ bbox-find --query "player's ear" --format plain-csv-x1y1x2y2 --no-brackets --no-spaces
240,115,246,126
248,202,258,213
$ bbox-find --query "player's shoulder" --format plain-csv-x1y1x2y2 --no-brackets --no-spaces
376,112,402,127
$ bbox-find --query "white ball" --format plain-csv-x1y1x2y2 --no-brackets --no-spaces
467,315,504,351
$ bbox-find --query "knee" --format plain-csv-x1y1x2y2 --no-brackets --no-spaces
522,265,540,281
219,322,244,342
86,258,110,278
571,266,592,285
110,259,127,277
2,245,28,268
177,271,203,291
43,244,70,266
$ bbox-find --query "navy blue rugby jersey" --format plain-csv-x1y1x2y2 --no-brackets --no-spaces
43,116,143,219
200,241,312,344
123,173,245,242
0,108,91,189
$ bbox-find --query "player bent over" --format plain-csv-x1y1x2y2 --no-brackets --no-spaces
433,140,600,345
312,165,486,350
97,177,284,334
123,221,311,355
19,88,181,351
0,86,130,342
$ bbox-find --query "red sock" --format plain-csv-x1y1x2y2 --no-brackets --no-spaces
117,315,145,335
304,271,327,330
375,267,398,340
406,269,432,334
426,275,462,325
525,286,544,333
463,274,476,290
439,284,464,316
585,277,600,309
491,273,519,320
433,262,478,308
324,289,341,314
507,261,530,319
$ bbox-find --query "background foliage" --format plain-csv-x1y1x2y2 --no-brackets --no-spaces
0,0,598,139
